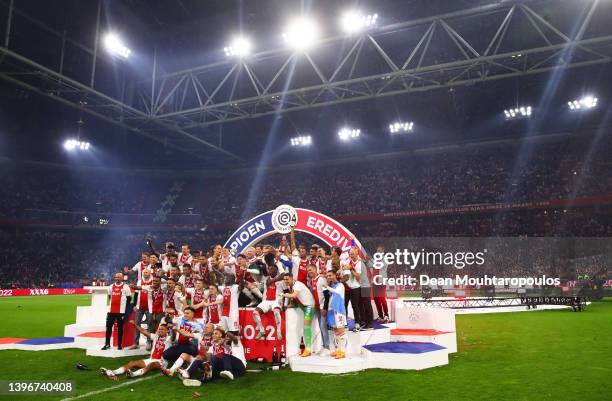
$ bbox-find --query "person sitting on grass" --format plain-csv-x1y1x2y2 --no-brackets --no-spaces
164,322,215,379
99,321,172,380
182,326,246,386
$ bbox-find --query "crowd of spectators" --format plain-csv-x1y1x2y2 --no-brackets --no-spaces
0,134,610,288
0,135,610,225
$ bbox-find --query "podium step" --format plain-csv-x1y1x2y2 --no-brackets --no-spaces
363,341,449,370
289,354,368,374
389,329,457,353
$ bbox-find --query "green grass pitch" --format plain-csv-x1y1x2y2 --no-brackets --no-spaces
0,295,610,401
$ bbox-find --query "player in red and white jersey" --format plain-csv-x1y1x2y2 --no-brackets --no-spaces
220,274,240,334
253,261,283,340
194,254,209,280
131,269,153,350
164,278,179,315
162,306,204,376
308,264,330,354
179,263,196,289
136,276,166,344
100,322,172,379
178,244,193,267
186,278,207,323
235,254,262,306
204,284,224,324
174,282,188,316
123,251,150,282
207,244,223,274
308,244,326,275
174,323,215,380
276,235,289,255
102,273,133,351
220,247,237,274
206,327,245,381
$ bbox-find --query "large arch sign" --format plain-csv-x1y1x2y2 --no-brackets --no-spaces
224,205,366,257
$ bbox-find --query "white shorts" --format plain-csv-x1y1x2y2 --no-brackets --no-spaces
142,358,167,368
328,311,347,329
221,315,239,332
257,300,281,314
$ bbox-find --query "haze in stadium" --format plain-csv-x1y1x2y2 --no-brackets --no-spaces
0,1,610,400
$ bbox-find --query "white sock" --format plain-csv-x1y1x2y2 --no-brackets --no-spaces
170,357,184,372
112,367,125,375
273,309,282,333
251,288,263,299
242,288,255,300
132,368,145,377
338,333,347,353
331,332,338,352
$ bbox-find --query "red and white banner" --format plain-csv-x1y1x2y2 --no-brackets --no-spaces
239,309,286,362
0,288,92,297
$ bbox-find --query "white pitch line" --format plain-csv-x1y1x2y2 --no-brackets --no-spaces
60,374,157,401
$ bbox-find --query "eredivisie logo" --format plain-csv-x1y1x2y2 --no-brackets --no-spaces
271,204,297,234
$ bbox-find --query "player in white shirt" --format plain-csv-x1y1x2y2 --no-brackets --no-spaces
341,248,363,332
100,321,172,379
253,262,283,340
124,252,150,282
281,273,315,357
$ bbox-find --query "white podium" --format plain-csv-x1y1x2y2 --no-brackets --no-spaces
64,286,108,338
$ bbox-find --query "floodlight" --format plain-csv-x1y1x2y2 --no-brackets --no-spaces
568,95,598,111
103,33,131,59
341,11,378,33
338,127,360,141
224,36,251,58
503,106,532,120
63,139,91,152
290,135,312,147
389,121,414,133
282,18,319,50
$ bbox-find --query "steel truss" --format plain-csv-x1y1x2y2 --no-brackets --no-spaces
402,296,587,311
1,0,611,161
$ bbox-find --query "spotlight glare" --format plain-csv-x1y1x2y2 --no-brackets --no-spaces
290,135,312,147
224,36,251,57
103,33,131,59
338,127,360,141
341,11,378,33
568,95,598,111
283,18,319,50
63,139,91,152
389,121,414,134
503,106,532,120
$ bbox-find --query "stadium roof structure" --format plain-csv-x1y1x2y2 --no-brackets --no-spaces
0,0,611,167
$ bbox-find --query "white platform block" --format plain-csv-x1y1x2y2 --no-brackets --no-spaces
86,347,149,358
289,354,368,374
395,306,456,332
73,335,105,350
64,324,105,338
363,347,449,370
